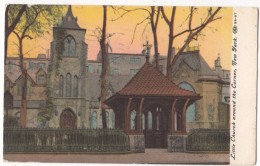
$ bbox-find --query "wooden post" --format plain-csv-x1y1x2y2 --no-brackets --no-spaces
182,99,190,134
137,98,144,133
169,99,177,134
124,98,132,133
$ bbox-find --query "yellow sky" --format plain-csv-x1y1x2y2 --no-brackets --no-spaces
7,5,232,69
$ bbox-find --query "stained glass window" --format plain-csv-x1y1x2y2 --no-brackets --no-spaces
59,75,64,97
66,73,71,97
63,36,76,56
91,111,98,129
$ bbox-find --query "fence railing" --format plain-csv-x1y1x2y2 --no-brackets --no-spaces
186,129,230,152
4,127,130,153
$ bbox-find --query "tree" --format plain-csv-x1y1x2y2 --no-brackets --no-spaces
100,5,108,128
8,5,63,128
5,5,27,64
111,6,161,70
161,7,222,79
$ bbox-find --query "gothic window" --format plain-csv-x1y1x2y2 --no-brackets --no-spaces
130,110,137,130
106,88,113,98
59,75,64,97
148,111,152,130
106,111,109,128
111,111,115,128
63,36,76,56
91,111,98,129
179,82,196,122
73,75,78,97
66,73,71,97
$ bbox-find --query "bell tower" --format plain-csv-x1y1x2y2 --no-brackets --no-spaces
48,5,89,128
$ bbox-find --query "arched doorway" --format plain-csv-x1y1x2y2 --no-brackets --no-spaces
143,104,169,148
60,108,77,128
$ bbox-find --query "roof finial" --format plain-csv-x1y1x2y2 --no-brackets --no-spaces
66,5,74,17
143,41,152,63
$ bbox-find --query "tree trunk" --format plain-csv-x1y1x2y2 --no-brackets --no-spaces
150,6,160,70
166,25,174,79
100,5,108,129
18,38,27,128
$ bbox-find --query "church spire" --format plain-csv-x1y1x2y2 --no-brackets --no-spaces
61,5,81,29
66,5,74,18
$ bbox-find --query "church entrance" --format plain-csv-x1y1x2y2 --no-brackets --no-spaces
60,108,77,128
143,105,169,148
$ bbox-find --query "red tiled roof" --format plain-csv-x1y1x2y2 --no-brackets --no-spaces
114,62,200,97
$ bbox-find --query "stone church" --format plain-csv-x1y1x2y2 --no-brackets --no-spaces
4,6,230,133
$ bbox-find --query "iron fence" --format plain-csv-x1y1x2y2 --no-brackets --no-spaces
186,129,230,152
4,127,130,153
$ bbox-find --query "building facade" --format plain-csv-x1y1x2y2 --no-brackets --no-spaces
4,6,230,132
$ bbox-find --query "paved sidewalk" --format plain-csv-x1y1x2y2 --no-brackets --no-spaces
4,149,229,164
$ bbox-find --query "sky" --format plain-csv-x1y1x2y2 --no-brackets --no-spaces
7,5,233,70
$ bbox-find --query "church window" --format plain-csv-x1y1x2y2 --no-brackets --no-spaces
59,75,64,97
106,111,109,128
148,111,152,130
111,111,115,128
91,111,98,129
106,88,113,98
66,73,71,97
129,57,141,65
73,75,78,97
38,63,45,69
29,62,34,69
38,75,46,85
63,36,76,56
112,57,119,64
88,64,94,73
208,104,214,121
179,82,196,122
130,110,137,130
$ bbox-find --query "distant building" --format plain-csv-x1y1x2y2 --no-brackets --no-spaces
4,54,49,127
170,50,230,130
4,6,230,131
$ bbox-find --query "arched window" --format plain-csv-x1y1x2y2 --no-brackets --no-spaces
91,111,98,129
111,111,115,128
179,82,196,122
66,73,71,97
63,36,76,56
148,111,153,130
73,75,78,97
106,111,109,128
59,75,64,97
130,110,137,130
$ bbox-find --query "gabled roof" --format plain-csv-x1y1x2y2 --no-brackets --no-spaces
61,5,81,29
109,62,200,98
172,51,219,77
